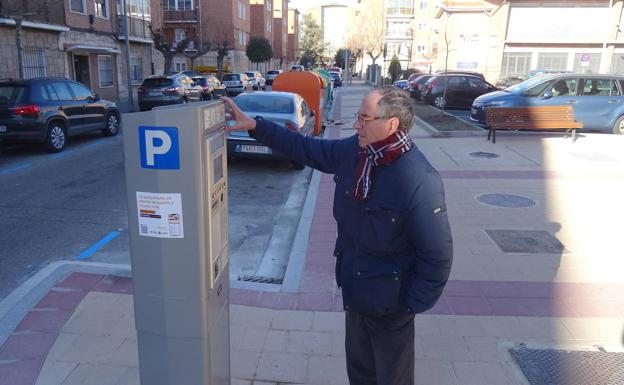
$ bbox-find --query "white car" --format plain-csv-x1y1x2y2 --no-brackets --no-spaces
222,73,253,95
245,71,266,90
265,69,283,85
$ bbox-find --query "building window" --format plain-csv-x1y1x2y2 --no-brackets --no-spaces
238,1,246,20
98,55,114,87
70,0,86,13
164,0,192,11
418,22,426,32
386,0,413,16
420,0,427,10
22,47,46,79
573,53,601,74
174,60,187,72
173,28,186,48
416,44,426,53
537,52,568,71
267,20,271,32
501,52,531,77
130,56,143,84
95,0,109,18
386,20,412,38
267,0,271,11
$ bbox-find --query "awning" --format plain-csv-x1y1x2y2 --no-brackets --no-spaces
64,44,121,54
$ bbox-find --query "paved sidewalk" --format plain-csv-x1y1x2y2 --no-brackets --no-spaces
2,82,624,385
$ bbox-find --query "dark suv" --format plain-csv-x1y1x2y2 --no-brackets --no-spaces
0,78,120,152
137,74,203,111
421,74,498,109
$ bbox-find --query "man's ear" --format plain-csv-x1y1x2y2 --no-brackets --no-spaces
387,117,400,135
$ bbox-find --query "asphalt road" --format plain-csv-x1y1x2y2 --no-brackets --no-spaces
0,127,311,300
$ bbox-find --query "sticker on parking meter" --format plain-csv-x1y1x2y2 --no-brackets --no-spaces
136,192,184,238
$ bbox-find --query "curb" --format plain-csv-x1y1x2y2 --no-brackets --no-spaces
0,261,131,346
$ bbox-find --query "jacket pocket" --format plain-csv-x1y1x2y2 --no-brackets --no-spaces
352,265,402,316
358,205,403,256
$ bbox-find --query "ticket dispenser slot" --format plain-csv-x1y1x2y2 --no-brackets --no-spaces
122,101,230,385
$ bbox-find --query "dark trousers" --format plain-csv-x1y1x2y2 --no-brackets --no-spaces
345,311,415,385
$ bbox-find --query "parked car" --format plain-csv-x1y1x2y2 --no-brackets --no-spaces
470,73,624,134
222,73,252,96
526,69,573,78
435,70,486,80
329,72,343,87
393,80,409,90
244,71,267,90
227,91,315,169
291,65,305,72
0,78,120,152
327,67,343,75
191,75,226,100
495,76,526,88
265,69,283,85
409,74,433,100
138,74,203,111
421,74,498,109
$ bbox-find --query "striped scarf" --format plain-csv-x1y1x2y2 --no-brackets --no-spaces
353,131,414,203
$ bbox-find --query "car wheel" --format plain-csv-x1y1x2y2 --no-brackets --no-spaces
262,85,266,91
182,98,188,104
199,94,204,102
291,160,305,170
433,96,446,108
103,111,120,136
45,121,66,153
613,116,624,135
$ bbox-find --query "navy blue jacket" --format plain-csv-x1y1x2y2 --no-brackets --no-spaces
252,118,453,316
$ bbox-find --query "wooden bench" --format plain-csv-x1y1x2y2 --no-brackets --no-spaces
485,106,583,143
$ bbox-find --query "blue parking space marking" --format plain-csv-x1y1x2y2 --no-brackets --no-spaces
75,230,121,260
50,149,77,159
0,163,32,176
84,140,106,149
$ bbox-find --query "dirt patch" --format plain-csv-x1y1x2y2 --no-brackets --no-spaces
413,103,484,133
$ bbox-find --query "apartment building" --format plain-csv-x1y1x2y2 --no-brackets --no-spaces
306,2,360,65
163,0,251,74
0,0,161,110
272,0,288,68
384,0,416,72
432,0,624,83
287,7,300,65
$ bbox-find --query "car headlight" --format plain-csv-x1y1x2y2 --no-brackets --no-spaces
486,101,508,106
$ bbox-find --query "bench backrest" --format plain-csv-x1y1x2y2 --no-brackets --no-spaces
485,106,583,129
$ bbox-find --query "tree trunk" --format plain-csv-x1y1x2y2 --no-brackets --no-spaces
15,17,24,79
164,54,173,74
217,48,227,80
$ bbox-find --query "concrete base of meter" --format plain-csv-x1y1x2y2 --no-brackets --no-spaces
136,271,230,385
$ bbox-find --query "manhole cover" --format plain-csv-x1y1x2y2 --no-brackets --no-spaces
486,230,567,254
469,151,500,159
478,193,536,208
510,346,624,385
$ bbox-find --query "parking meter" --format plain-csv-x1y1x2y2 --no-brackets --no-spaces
122,101,230,385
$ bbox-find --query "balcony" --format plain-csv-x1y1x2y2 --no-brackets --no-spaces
386,7,414,17
117,15,151,39
164,9,198,23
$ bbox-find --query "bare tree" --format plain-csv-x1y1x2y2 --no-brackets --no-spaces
355,0,385,65
0,0,62,79
150,27,190,74
206,17,235,79
184,40,211,72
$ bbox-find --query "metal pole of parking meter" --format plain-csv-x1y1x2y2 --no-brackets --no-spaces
122,0,134,111
122,101,230,385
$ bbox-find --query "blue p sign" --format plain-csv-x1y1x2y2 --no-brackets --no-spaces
139,126,180,170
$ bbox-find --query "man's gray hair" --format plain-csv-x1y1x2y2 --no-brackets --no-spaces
375,85,416,132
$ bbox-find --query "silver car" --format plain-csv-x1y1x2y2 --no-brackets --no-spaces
245,71,266,90
265,69,283,85
227,91,315,169
222,73,252,96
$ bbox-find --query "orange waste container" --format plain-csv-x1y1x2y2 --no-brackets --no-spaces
272,71,324,136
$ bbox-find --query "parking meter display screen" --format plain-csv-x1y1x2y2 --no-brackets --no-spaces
213,154,223,185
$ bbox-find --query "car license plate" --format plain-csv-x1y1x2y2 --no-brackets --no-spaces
236,144,271,154
149,91,161,96
0,125,6,132
470,108,478,115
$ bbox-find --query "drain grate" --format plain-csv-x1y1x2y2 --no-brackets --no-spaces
478,193,536,208
469,151,500,159
238,275,283,284
510,346,624,385
486,230,567,254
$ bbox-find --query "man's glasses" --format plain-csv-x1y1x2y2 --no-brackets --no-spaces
354,112,387,126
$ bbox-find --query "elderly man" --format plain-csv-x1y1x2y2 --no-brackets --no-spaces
222,86,453,385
